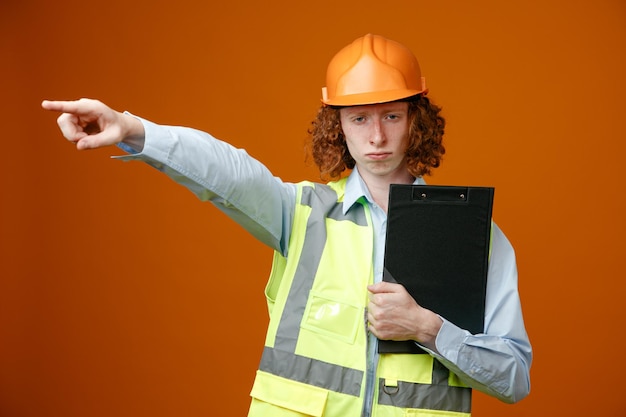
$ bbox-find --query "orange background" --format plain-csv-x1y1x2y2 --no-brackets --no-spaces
2,0,625,416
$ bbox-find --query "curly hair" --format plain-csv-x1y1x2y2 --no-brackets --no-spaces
307,95,446,180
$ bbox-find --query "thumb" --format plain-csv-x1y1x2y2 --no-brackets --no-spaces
75,130,120,150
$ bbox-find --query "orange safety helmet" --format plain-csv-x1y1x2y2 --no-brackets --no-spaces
322,34,427,107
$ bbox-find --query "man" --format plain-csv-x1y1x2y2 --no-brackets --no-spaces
42,34,531,417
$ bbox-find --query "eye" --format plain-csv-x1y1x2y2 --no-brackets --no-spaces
352,115,366,123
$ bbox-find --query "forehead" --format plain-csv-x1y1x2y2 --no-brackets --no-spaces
339,101,408,116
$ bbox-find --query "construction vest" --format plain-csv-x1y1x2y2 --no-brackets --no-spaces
248,179,472,417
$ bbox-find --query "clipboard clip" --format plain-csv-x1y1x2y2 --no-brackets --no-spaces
412,187,469,202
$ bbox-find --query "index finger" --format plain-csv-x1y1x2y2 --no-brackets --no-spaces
41,99,80,113
368,281,404,294
41,98,101,115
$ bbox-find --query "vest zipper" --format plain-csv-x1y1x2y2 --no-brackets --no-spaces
361,308,376,417
361,200,377,417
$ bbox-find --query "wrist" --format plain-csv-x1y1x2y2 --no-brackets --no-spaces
120,113,146,152
415,309,443,351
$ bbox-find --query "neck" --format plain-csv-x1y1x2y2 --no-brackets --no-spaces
359,170,414,213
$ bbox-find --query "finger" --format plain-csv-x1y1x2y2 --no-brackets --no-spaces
75,133,114,150
56,113,89,142
366,311,378,334
367,308,376,324
368,281,398,294
42,99,78,113
367,321,378,336
41,100,60,111
74,124,123,150
41,98,100,115
368,291,382,307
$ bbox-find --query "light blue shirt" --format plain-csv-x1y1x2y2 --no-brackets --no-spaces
117,116,532,404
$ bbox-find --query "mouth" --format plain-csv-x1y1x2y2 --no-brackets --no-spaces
366,152,391,160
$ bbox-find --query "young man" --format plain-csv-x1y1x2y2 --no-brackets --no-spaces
42,34,531,417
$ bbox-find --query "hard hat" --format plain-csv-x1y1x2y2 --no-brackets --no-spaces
322,34,427,106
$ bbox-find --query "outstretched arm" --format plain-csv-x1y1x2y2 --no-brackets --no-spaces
43,99,297,253
41,98,145,151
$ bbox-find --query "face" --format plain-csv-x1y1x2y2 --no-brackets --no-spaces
339,101,412,183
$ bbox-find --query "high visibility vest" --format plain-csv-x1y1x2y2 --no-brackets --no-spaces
248,179,472,417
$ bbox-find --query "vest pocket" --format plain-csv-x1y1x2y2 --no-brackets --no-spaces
301,291,361,344
250,370,328,417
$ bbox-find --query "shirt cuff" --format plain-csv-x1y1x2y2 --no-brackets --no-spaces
113,113,171,168
424,318,471,363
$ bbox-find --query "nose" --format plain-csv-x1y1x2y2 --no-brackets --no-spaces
369,119,386,146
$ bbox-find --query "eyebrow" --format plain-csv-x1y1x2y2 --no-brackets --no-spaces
343,105,407,115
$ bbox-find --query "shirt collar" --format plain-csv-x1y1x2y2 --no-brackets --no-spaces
342,167,426,214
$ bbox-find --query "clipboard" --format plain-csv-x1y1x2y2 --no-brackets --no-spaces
378,185,494,354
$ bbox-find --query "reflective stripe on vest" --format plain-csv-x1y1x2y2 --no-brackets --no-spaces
259,346,363,397
378,360,472,413
273,184,368,353
260,183,367,398
255,180,472,415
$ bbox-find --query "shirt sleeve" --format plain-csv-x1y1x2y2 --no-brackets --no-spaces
114,115,297,255
425,223,532,403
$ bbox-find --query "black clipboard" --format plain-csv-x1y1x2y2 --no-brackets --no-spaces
378,185,494,354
